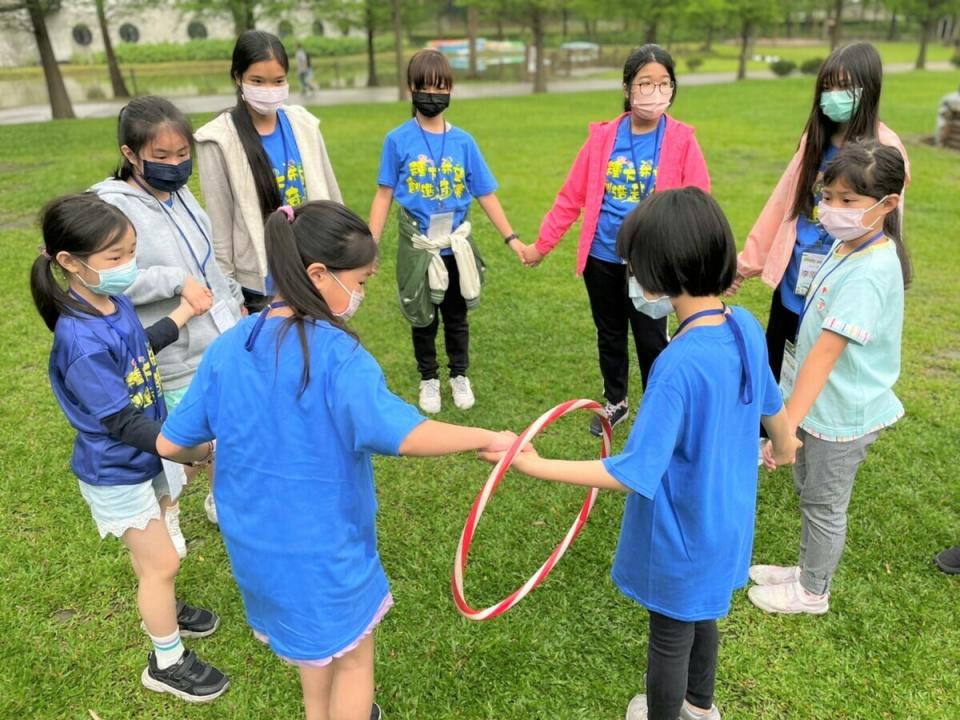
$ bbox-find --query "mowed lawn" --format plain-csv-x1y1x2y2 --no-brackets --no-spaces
1,70,958,719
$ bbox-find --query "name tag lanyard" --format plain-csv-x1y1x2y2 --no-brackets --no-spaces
70,289,165,421
626,113,666,201
676,305,753,405
415,118,449,210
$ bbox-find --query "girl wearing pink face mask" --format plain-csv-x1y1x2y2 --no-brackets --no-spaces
196,30,342,315
524,45,710,436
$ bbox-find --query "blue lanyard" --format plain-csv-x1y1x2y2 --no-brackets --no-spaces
132,177,213,289
625,114,666,201
244,300,288,351
70,290,165,420
275,110,295,197
798,231,885,329
675,305,753,405
415,118,448,208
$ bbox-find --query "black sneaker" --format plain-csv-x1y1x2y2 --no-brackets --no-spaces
934,546,960,574
141,649,229,703
589,401,629,437
371,702,383,720
177,600,220,638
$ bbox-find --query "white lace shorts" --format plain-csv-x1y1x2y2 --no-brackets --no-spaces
78,472,172,539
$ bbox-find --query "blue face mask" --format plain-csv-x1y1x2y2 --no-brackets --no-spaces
78,257,139,296
628,276,673,319
820,89,862,123
142,158,193,194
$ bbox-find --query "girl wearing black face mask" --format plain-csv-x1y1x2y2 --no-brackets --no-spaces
92,95,246,552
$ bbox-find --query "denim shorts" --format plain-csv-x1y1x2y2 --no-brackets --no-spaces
78,473,171,539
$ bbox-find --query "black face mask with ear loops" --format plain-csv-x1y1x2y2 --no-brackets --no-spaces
412,92,450,118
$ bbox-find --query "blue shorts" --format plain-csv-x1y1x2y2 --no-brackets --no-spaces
78,473,171,539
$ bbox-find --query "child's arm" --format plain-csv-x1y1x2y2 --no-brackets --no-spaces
785,330,848,426
368,186,395,243
156,433,215,465
479,446,629,492
760,407,803,468
143,295,205,354
398,420,515,457
475,192,524,263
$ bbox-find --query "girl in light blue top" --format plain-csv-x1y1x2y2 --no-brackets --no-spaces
749,140,911,616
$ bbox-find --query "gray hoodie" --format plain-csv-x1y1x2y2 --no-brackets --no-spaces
91,178,245,391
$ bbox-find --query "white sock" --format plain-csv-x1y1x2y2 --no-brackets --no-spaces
149,628,184,670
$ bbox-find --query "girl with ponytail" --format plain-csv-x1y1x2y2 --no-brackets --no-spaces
31,193,229,703
195,30,342,311
158,200,515,720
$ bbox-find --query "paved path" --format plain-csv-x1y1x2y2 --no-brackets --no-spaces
0,62,953,126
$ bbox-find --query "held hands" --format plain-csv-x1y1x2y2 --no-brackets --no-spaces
761,434,804,471
520,243,545,268
182,276,214,315
724,272,746,297
507,238,526,265
478,439,539,471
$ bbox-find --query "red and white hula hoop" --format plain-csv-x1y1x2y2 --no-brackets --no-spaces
452,399,613,621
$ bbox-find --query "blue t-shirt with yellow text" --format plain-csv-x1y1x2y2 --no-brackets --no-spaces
261,109,307,207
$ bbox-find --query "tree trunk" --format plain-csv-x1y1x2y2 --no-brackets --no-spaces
645,19,658,44
561,4,568,38
785,11,794,39
230,0,255,35
531,7,547,94
365,5,379,88
702,23,714,52
737,19,754,81
26,0,74,119
496,16,503,40
916,17,932,69
390,0,406,101
887,5,899,41
467,5,478,79
95,0,129,99
830,0,843,49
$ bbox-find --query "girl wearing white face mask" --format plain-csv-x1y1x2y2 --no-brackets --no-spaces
748,141,911,617
525,45,711,437
195,30,342,313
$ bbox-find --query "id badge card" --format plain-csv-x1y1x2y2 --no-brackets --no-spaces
161,459,188,502
427,211,454,241
211,300,239,334
780,339,799,398
795,251,827,296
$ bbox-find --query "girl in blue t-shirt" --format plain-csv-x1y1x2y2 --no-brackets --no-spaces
157,200,515,720
749,141,910,616
30,194,229,703
483,189,800,720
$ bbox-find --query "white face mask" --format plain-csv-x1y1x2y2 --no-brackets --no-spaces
818,196,889,243
628,276,673,319
329,271,363,322
241,82,289,115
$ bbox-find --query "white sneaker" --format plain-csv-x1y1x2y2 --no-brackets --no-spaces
204,493,218,526
418,379,442,414
449,375,475,410
748,579,829,615
164,505,187,559
749,564,800,586
625,694,648,720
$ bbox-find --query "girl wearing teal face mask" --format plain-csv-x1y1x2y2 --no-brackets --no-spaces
30,194,230,704
729,42,909,414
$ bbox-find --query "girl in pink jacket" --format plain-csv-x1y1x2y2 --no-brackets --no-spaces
524,45,710,436
731,42,909,389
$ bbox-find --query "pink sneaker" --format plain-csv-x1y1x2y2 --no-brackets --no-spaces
748,564,800,586
748,579,829,615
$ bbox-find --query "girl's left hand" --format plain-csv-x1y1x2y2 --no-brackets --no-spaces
484,430,518,454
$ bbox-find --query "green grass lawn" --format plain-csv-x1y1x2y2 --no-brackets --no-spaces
1,70,959,719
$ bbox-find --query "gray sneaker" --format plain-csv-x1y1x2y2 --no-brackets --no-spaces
679,700,721,720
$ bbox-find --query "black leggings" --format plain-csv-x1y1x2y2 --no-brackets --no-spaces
646,610,719,720
760,287,800,438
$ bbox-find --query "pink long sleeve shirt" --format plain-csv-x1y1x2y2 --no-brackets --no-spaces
535,112,711,275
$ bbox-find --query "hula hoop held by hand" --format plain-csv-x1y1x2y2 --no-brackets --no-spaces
452,399,613,621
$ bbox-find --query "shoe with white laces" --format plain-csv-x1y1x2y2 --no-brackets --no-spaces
589,400,628,437
748,579,829,615
164,505,187,559
749,564,800,586
449,375,475,410
418,379,442,414
204,493,218,527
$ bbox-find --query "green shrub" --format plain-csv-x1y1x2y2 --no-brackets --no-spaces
686,56,703,71
800,57,824,75
770,59,796,77
951,53,960,69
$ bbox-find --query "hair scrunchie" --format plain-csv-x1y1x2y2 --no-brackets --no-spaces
278,205,295,223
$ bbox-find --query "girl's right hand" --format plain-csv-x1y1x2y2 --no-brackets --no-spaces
724,272,746,297
521,244,544,268
182,276,214,314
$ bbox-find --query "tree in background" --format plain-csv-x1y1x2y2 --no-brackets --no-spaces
0,0,75,118
94,0,129,98
314,0,392,88
176,0,259,36
904,0,960,68
725,0,781,80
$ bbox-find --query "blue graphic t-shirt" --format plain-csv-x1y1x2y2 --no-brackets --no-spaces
780,143,839,314
591,116,662,263
377,119,498,233
49,295,165,486
261,109,306,208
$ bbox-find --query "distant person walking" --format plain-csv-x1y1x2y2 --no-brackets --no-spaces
295,43,318,95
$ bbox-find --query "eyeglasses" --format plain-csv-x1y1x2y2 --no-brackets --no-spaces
631,81,675,96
